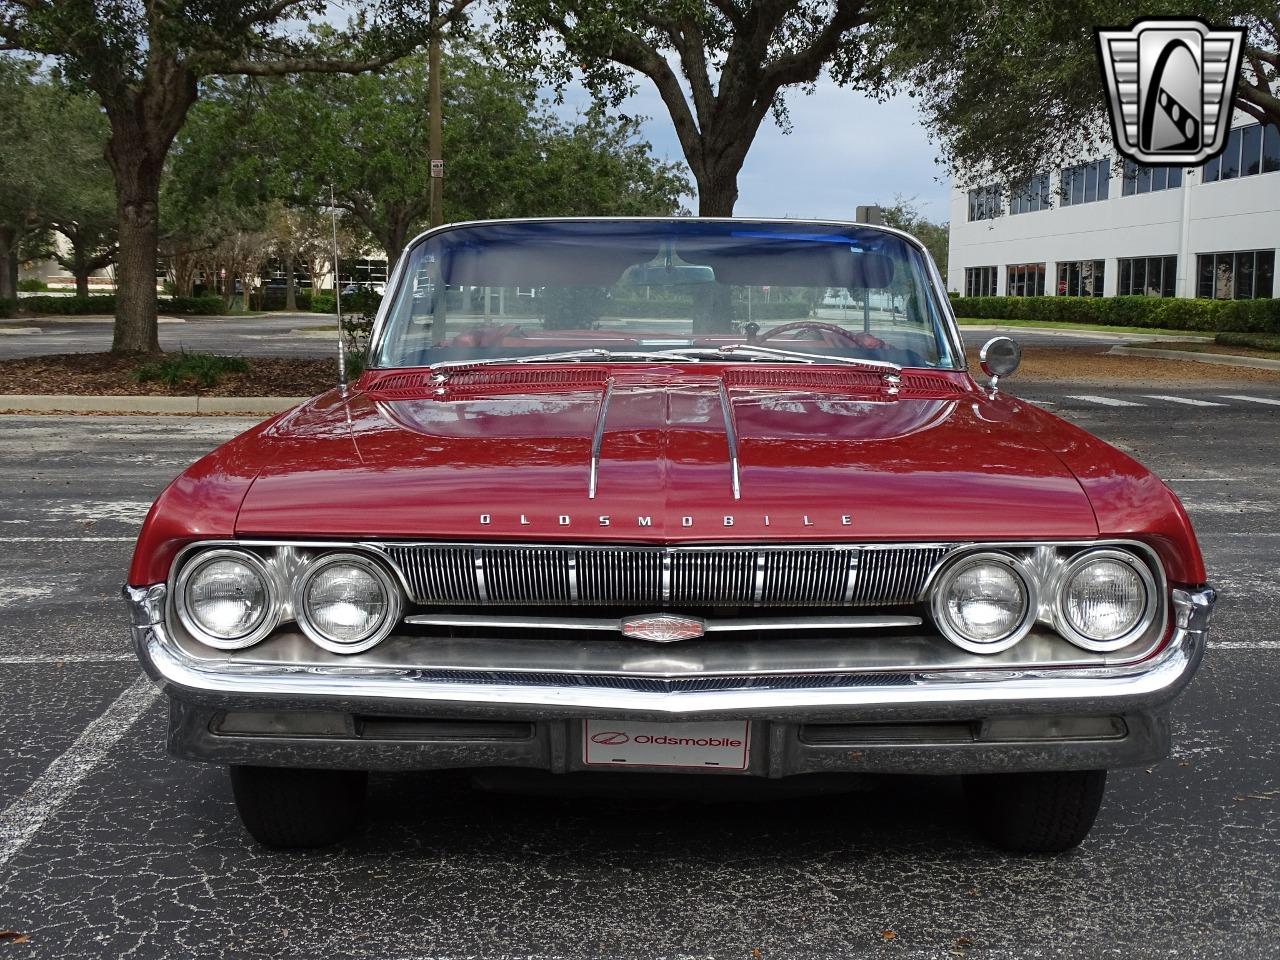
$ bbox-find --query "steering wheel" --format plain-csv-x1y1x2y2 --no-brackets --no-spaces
755,320,886,350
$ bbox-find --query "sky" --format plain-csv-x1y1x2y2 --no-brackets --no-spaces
559,77,955,225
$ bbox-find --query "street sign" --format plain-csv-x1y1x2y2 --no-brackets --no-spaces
430,160,444,178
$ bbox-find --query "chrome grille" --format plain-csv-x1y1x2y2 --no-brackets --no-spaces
382,543,955,608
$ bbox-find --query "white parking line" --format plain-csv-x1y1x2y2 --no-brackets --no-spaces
1142,395,1226,407
1219,395,1280,406
0,536,135,543
1210,641,1280,650
0,673,158,868
0,652,135,664
1066,395,1146,407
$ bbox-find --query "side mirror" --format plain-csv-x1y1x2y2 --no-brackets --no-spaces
979,336,1021,392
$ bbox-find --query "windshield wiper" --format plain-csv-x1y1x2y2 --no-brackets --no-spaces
713,344,903,374
429,347,703,374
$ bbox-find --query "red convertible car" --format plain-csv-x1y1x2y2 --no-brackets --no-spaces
125,218,1215,852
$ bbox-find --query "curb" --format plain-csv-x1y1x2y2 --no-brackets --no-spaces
1106,345,1280,371
0,395,308,415
962,324,1212,343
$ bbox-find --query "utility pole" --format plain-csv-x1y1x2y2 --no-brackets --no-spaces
428,0,444,228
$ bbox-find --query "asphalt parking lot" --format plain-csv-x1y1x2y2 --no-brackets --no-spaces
0,381,1277,958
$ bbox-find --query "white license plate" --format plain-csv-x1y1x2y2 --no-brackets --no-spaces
583,720,751,770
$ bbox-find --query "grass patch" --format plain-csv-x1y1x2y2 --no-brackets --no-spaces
955,317,1214,338
133,352,251,389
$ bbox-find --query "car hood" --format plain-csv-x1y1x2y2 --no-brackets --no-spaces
233,368,1099,542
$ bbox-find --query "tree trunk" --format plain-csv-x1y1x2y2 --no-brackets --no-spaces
102,58,198,354
0,227,16,300
242,272,252,312
691,161,742,331
75,270,90,298
284,250,297,311
111,180,162,352
694,162,741,218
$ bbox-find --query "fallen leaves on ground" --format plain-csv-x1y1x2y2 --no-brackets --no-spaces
0,353,338,397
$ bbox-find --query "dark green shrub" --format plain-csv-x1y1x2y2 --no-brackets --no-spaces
133,352,251,389
310,293,337,313
0,298,15,319
948,294,1227,332
1214,298,1280,334
19,295,116,314
17,277,48,292
163,295,225,316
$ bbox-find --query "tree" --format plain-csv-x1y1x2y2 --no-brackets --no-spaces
39,79,118,297
881,0,1279,186
233,47,688,268
878,196,948,275
0,57,44,300
0,0,474,353
494,0,899,216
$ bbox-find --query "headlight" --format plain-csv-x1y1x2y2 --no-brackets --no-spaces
295,553,401,654
932,552,1036,654
176,549,278,649
1057,549,1156,651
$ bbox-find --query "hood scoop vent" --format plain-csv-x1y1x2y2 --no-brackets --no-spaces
362,367,609,399
725,367,969,397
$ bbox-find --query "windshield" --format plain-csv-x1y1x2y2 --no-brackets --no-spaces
371,219,960,371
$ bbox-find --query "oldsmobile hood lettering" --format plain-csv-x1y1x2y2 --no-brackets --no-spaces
232,373,1101,542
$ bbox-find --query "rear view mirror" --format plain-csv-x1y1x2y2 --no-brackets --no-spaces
623,260,716,286
979,336,1021,392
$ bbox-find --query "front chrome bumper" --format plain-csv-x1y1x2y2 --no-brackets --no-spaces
126,584,1216,776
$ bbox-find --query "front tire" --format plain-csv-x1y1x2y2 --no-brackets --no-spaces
963,769,1107,853
230,765,368,848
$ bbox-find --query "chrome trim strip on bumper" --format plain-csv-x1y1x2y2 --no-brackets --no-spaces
401,612,924,633
126,584,1215,721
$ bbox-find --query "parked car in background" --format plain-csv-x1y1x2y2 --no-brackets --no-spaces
126,218,1215,852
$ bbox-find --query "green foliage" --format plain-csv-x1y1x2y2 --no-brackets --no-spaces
165,295,226,316
0,298,15,318
1216,331,1280,352
951,295,1280,334
310,293,337,314
134,353,251,389
339,291,382,376
18,295,117,315
233,45,689,265
17,294,226,315
880,1,1278,185
17,278,47,291
878,196,949,275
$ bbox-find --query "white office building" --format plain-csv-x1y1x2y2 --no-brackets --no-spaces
946,119,1280,301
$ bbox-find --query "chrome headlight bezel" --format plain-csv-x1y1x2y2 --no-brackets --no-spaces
293,552,402,655
173,548,280,650
1054,548,1158,652
930,551,1038,655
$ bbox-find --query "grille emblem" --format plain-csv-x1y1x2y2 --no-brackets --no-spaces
621,614,705,643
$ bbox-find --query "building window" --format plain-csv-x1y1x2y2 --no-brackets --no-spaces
1059,159,1110,206
1118,256,1177,297
1121,161,1183,195
1057,260,1105,297
1196,250,1276,300
1009,173,1052,214
967,184,1003,221
1202,121,1280,183
1006,263,1046,297
965,266,998,297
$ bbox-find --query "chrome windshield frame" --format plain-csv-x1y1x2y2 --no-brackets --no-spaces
365,217,966,375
